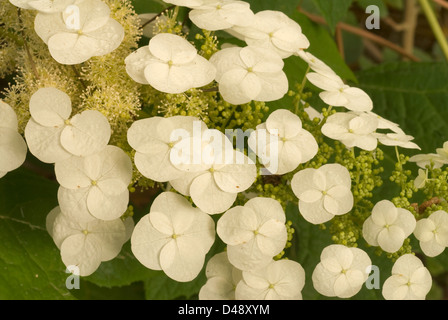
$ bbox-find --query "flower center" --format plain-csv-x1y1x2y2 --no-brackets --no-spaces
322,190,327,196
168,142,175,148
268,283,275,289
247,67,254,73
82,230,89,235
77,29,83,36
172,234,179,239
64,119,71,125
253,229,259,235
348,129,354,133
91,180,98,186
341,269,347,274
209,167,215,173
168,60,173,67
216,4,222,9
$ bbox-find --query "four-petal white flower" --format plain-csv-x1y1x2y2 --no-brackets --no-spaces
169,129,257,214
217,197,287,271
47,206,130,276
235,259,306,300
189,0,255,31
382,254,432,300
127,116,204,182
414,210,448,257
55,145,133,221
34,0,124,64
248,109,318,175
199,252,242,300
131,192,215,282
210,46,288,105
230,10,309,58
409,153,448,169
362,200,416,253
9,0,75,12
312,244,372,299
321,112,379,151
25,87,111,163
307,72,373,112
0,101,27,178
291,164,354,225
125,33,216,93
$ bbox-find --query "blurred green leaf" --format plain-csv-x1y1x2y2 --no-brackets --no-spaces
357,62,448,153
245,0,301,15
0,169,75,300
311,0,353,33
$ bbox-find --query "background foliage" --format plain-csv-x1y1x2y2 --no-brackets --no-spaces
1,0,447,300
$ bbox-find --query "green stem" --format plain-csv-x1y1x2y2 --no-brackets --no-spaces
294,65,310,114
418,0,448,61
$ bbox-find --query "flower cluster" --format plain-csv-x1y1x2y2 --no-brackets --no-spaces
2,0,445,301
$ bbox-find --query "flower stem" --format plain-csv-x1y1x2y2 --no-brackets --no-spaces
418,0,448,61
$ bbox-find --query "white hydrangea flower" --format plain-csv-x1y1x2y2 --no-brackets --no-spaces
0,101,27,178
229,10,309,58
199,252,242,300
312,244,372,299
367,111,401,132
297,50,336,76
127,116,205,182
235,259,305,300
162,0,203,7
414,169,429,189
209,46,288,105
131,192,215,282
55,145,132,221
9,0,75,12
248,109,318,175
414,210,448,257
291,164,354,225
436,141,448,161
321,112,379,151
217,197,287,271
125,33,216,93
362,200,416,253
169,129,257,214
409,153,448,169
189,0,255,31
375,130,420,150
382,254,432,300
48,206,129,276
24,88,111,163
34,0,124,65
306,72,373,112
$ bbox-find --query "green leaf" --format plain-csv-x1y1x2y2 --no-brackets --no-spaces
131,0,167,14
0,169,75,300
144,271,206,300
245,0,301,15
84,242,157,288
357,62,448,153
312,0,353,33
